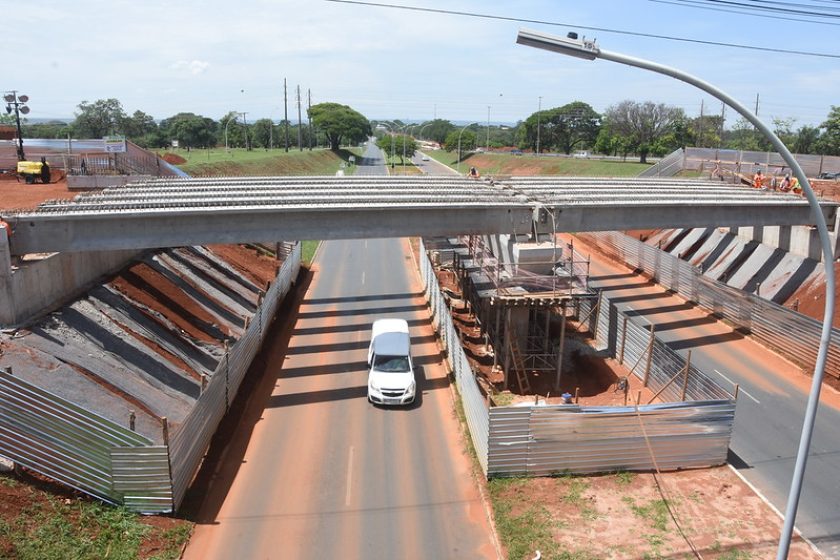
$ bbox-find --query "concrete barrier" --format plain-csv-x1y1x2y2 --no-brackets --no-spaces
0,230,140,327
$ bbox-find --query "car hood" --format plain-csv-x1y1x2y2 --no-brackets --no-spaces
369,369,414,389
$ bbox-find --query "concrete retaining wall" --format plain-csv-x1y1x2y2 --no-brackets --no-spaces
0,230,139,327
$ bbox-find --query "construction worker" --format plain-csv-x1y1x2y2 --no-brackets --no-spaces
779,174,792,192
753,170,764,189
468,166,480,179
791,176,801,195
40,157,50,184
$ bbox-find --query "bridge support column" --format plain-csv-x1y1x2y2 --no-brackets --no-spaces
0,228,14,326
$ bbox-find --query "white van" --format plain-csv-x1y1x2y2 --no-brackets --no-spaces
367,318,416,406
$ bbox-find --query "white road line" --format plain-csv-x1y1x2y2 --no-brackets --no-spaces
345,445,354,506
715,369,760,404
361,271,366,285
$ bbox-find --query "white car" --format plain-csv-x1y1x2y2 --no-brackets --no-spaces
421,155,430,161
367,319,416,405
573,150,590,159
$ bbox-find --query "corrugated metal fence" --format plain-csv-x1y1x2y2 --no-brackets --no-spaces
0,242,300,513
420,239,489,473
169,241,300,509
420,239,734,479
0,368,172,511
578,231,840,381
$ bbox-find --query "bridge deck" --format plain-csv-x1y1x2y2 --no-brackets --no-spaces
4,176,833,255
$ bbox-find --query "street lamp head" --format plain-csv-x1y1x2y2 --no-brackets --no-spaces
516,28,599,61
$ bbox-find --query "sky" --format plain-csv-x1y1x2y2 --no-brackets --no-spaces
6,0,839,128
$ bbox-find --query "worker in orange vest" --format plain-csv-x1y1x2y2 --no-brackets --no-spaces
753,170,764,188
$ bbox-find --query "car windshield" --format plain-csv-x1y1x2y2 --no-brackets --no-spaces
373,354,410,373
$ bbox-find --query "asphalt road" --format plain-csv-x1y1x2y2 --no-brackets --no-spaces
581,244,840,559
183,141,498,559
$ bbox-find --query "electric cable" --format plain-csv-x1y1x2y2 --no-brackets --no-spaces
324,0,840,59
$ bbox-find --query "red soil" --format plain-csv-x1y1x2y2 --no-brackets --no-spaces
206,245,278,289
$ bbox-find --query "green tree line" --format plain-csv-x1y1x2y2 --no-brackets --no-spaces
5,97,840,160
5,98,371,152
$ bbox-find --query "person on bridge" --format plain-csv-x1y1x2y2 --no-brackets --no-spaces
753,170,764,189
468,166,480,179
40,157,50,184
779,174,792,192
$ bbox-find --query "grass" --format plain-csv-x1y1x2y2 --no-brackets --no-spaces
425,149,651,177
301,240,320,267
623,496,672,532
168,147,356,176
0,492,189,560
489,478,562,560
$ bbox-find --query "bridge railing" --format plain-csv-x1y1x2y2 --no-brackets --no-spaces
577,231,840,382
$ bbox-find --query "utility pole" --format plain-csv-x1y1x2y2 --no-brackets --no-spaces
308,88,313,150
296,85,303,151
240,112,250,151
536,96,542,156
698,99,704,148
284,78,290,152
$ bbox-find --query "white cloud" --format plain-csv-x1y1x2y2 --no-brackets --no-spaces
170,60,210,76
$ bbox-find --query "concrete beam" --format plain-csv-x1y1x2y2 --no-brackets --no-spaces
9,207,536,254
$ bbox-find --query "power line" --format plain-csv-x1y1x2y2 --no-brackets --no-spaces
324,0,840,59
650,0,840,25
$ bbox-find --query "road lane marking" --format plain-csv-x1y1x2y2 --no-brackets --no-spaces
361,271,366,285
345,445,354,506
715,369,760,404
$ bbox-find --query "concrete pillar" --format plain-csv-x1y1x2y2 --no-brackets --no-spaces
0,227,11,281
777,226,792,252
0,227,14,327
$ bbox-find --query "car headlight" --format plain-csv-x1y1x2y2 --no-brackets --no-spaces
407,380,416,393
369,380,379,392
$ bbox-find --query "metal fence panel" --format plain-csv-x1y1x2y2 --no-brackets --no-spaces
488,401,734,477
420,239,489,473
168,242,301,509
0,369,162,508
578,232,840,380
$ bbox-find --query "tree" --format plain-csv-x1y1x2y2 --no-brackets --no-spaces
521,101,601,154
251,118,275,149
443,130,476,158
72,98,126,138
160,112,217,149
793,125,820,155
603,100,684,163
417,119,454,144
308,102,370,151
727,117,764,151
816,106,840,156
120,110,158,140
376,134,417,164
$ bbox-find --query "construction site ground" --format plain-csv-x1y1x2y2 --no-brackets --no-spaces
414,237,825,559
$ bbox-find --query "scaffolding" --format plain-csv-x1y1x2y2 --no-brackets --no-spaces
440,234,596,393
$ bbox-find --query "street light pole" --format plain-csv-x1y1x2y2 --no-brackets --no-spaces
224,115,237,152
457,122,479,175
517,28,835,560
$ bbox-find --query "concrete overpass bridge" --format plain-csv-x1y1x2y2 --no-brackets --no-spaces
4,175,835,255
